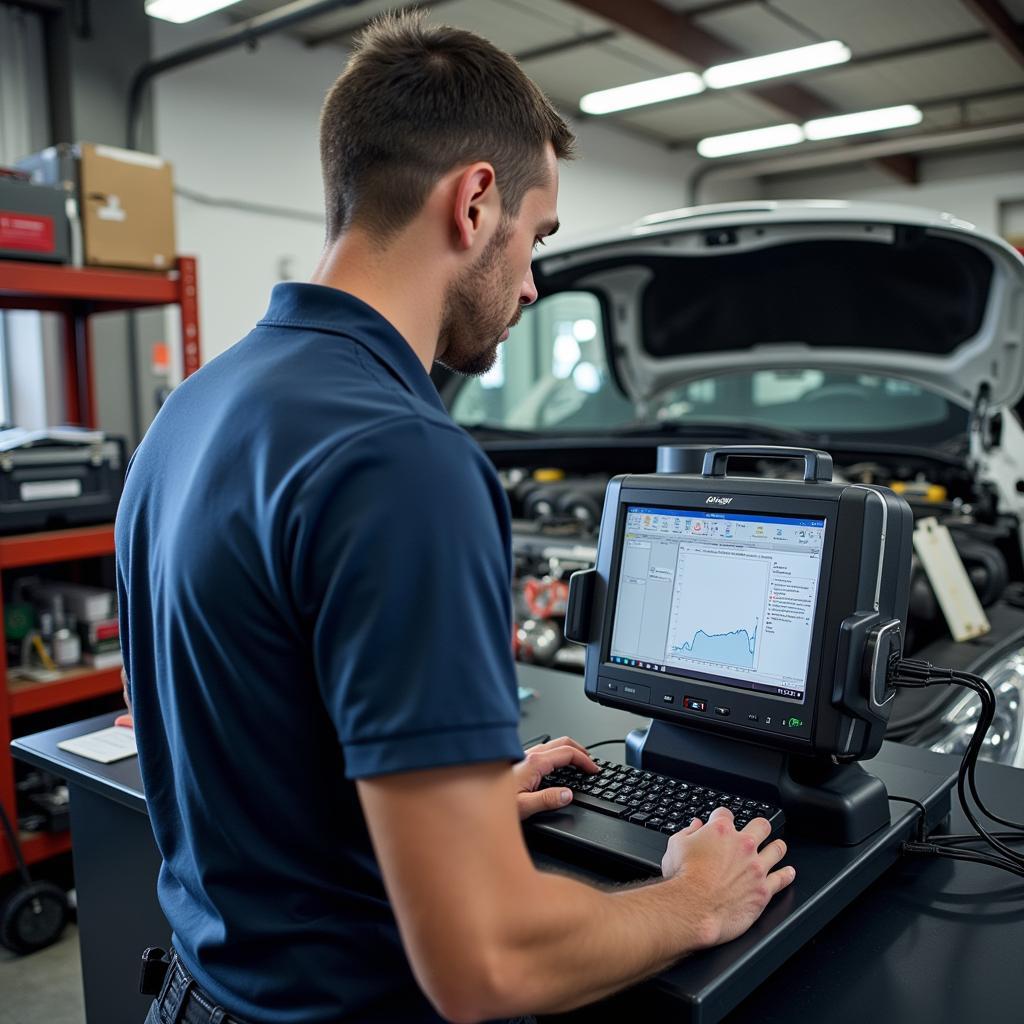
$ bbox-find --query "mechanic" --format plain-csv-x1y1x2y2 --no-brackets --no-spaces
116,13,795,1024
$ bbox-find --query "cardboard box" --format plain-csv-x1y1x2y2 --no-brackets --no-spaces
18,143,176,271
79,144,176,271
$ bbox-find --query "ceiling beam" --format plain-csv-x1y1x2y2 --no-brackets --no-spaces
564,0,831,116
960,0,1024,68
564,0,916,182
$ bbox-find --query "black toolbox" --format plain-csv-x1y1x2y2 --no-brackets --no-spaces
0,430,126,534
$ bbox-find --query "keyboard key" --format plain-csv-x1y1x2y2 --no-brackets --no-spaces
570,792,629,817
629,811,653,825
645,817,665,830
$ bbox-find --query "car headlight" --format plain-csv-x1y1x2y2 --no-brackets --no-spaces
926,651,1024,768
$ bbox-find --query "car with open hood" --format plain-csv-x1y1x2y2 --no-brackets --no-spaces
435,200,1024,770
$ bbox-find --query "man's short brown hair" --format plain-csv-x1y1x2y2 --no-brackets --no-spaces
319,12,575,241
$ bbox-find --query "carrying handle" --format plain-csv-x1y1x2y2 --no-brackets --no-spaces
701,445,833,483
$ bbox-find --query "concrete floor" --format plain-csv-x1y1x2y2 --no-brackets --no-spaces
0,924,85,1024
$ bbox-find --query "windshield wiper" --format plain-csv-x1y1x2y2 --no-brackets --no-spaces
464,424,552,440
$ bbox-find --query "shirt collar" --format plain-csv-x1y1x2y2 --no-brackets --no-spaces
259,282,446,412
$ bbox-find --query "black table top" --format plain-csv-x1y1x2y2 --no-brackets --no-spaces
13,664,1024,1023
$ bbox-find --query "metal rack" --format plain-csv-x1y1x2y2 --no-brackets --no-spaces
0,257,200,876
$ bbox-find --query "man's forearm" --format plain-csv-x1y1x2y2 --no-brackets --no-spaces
488,866,706,1016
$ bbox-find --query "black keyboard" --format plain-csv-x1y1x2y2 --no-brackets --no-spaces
530,758,785,875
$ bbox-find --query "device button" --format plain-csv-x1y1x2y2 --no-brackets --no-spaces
714,706,730,717
747,713,759,722
662,694,674,704
606,682,619,691
621,683,651,704
683,697,707,712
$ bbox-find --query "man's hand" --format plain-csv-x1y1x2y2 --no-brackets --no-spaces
512,736,598,819
661,806,795,947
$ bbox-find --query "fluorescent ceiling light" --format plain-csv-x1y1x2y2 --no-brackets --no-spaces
804,104,923,140
704,40,851,89
579,72,705,115
145,0,244,23
697,123,804,158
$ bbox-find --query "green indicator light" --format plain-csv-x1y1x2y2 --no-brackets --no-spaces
788,717,803,728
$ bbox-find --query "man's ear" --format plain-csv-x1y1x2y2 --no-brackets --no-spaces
452,162,498,251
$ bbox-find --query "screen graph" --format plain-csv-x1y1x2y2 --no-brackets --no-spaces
673,620,758,669
667,550,770,674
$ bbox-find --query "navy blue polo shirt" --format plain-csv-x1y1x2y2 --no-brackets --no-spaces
115,283,525,1023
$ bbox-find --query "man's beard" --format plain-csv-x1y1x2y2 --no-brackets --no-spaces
437,218,520,377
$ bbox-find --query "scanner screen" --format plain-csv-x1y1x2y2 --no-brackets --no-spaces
608,506,826,701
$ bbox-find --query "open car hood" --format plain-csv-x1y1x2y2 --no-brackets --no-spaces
533,201,1024,412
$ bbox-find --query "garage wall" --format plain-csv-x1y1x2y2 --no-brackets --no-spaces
150,18,695,362
736,146,1024,235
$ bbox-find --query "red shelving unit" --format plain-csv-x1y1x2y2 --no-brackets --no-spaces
0,257,201,877
0,256,200,425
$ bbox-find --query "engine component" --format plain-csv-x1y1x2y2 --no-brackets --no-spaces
515,618,563,666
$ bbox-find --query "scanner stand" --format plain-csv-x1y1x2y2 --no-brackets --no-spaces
626,720,891,846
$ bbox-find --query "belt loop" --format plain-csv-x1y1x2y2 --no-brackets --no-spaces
210,1010,226,1024
162,953,193,1024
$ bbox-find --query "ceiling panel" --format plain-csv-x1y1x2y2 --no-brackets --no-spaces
233,0,603,52
658,0,734,10
918,104,970,131
594,30,701,75
694,3,818,57
615,90,790,143
771,0,984,52
800,39,1024,110
964,91,1024,124
412,0,599,55
509,0,613,36
230,0,405,47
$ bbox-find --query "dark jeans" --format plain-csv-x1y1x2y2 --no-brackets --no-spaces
143,950,249,1024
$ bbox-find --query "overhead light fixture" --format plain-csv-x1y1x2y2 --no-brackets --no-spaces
804,104,924,140
145,0,244,23
579,72,705,115
697,123,804,158
703,40,851,89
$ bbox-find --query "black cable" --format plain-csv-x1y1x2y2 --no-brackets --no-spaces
891,658,1024,879
0,800,32,887
951,669,1024,834
930,832,1024,848
586,739,626,751
902,841,1024,880
888,795,928,841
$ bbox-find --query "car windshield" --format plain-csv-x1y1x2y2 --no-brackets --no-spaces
449,290,969,443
